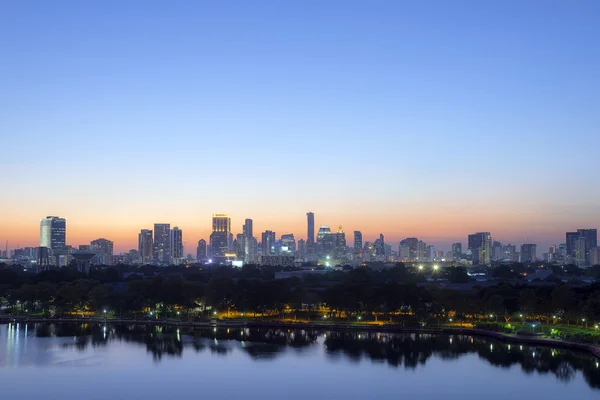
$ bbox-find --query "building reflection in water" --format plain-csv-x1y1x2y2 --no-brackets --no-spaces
1,323,599,389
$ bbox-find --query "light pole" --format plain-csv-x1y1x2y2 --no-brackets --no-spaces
103,309,107,321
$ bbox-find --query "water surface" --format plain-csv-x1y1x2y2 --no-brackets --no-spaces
0,323,598,399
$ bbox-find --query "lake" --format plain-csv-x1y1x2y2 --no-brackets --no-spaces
0,323,598,399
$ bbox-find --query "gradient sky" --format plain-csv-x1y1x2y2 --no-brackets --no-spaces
1,0,599,253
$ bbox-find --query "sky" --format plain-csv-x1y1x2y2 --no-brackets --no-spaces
1,0,599,253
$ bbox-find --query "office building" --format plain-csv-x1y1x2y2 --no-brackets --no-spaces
170,227,183,262
492,241,503,261
577,229,597,264
90,238,114,265
399,238,419,261
298,239,306,256
316,226,335,256
575,237,587,267
197,239,207,260
262,230,276,255
40,216,66,250
416,240,427,262
520,244,537,263
426,245,435,261
592,246,600,266
138,229,153,263
354,231,362,249
500,244,516,262
210,214,231,260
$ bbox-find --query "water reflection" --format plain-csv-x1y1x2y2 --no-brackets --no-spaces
1,323,599,389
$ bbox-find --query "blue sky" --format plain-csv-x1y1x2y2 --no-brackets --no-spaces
1,0,599,251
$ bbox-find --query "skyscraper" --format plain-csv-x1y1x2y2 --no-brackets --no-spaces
210,214,231,260
90,238,113,265
197,239,207,260
520,244,537,263
468,232,492,265
451,242,462,259
316,226,334,256
170,226,183,262
153,223,171,264
336,226,346,257
575,237,587,267
353,231,362,249
138,229,153,263
400,238,419,261
306,212,315,253
243,219,253,239
40,216,66,250
577,229,597,264
281,234,296,253
261,230,276,255
565,232,579,260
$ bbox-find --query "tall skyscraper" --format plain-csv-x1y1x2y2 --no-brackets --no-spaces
281,234,296,253
40,216,66,250
306,212,315,253
90,238,113,265
261,230,276,255
153,223,171,264
243,219,253,239
399,238,419,261
502,244,517,262
520,244,537,263
210,214,231,260
170,227,183,262
577,229,597,264
575,237,587,267
353,231,362,249
565,232,580,259
138,229,153,263
316,226,334,256
197,239,207,260
336,226,346,257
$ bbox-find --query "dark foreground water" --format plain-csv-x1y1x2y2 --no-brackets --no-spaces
0,323,599,399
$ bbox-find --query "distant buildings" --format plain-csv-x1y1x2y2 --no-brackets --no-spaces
354,231,362,249
566,229,598,266
306,212,315,254
281,233,296,254
451,242,462,259
261,230,276,255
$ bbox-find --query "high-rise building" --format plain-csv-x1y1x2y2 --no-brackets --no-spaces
426,245,435,261
520,244,537,263
40,216,66,250
90,238,113,265
399,238,419,261
261,230,276,255
451,242,462,259
210,214,231,260
197,239,207,260
235,233,246,258
416,240,427,261
492,241,503,261
138,229,153,263
374,234,385,256
353,231,362,249
316,226,334,256
575,237,587,267
281,234,296,254
468,232,491,265
243,219,253,240
502,244,516,262
566,232,580,260
170,227,183,262
153,223,171,264
298,239,306,256
577,229,597,265
336,226,346,257
307,212,315,253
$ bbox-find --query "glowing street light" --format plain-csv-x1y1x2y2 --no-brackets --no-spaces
433,265,439,271
418,265,423,271
213,311,217,316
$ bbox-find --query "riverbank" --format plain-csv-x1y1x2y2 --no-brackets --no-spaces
2,315,599,359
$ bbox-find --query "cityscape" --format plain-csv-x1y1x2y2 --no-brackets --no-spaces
1,213,598,271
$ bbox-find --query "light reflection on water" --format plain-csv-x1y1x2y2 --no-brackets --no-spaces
0,323,599,399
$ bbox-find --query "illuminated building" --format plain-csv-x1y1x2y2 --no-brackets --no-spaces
316,226,334,256
575,237,587,267
399,238,418,261
243,219,253,239
451,242,462,259
468,232,492,265
138,229,153,263
210,214,231,260
281,234,296,253
262,230,276,255
354,231,362,249
336,226,346,257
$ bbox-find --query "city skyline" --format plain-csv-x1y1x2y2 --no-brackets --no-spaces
0,211,597,255
1,2,599,252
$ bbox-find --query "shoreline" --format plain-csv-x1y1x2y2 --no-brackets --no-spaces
2,316,599,359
